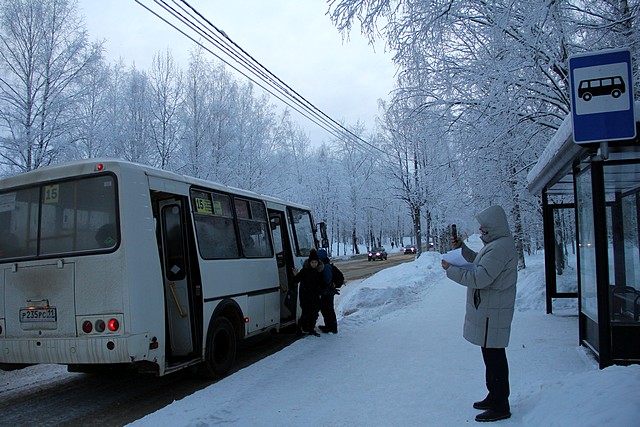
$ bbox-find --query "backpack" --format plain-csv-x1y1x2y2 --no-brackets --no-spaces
331,264,344,288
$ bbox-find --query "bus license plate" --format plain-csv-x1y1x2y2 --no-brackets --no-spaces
20,307,57,322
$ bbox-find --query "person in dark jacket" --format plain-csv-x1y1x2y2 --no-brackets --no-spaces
292,248,324,336
317,248,339,334
441,205,517,423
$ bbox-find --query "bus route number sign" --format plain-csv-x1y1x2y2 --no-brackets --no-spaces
194,197,213,215
20,307,57,322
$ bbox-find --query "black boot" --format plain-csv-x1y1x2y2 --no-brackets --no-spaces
473,397,491,410
475,409,511,422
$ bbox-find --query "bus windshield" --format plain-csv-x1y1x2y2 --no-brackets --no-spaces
0,174,118,260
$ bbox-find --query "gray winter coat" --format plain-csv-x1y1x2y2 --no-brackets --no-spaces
446,205,517,348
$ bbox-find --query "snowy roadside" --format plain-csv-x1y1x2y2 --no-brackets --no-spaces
129,250,640,426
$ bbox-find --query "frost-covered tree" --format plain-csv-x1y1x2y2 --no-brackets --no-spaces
270,108,312,197
0,0,99,172
114,66,151,163
148,49,183,169
179,48,212,179
329,0,640,266
229,84,278,192
73,50,110,159
336,122,377,254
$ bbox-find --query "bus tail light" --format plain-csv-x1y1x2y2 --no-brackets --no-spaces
78,314,123,335
82,321,93,333
108,318,120,332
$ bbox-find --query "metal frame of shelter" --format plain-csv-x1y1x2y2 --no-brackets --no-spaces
528,107,640,369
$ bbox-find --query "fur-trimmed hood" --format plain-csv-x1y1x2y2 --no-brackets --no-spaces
302,258,325,272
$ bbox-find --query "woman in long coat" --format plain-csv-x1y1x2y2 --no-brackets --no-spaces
442,205,517,423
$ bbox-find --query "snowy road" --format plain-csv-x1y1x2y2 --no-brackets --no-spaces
0,330,299,426
0,254,405,426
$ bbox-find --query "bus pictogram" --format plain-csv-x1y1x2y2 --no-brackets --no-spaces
578,76,625,101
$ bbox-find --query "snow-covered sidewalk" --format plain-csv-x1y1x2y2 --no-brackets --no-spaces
130,249,640,426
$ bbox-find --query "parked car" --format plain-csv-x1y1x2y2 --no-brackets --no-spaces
368,247,388,261
402,244,416,254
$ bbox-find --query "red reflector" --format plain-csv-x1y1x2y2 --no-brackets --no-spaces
95,163,104,171
106,341,115,350
82,320,93,333
108,318,119,332
244,317,249,323
149,341,159,349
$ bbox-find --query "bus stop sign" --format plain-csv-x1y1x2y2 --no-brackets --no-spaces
569,48,635,144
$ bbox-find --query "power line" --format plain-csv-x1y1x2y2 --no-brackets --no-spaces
133,0,385,154
132,0,343,141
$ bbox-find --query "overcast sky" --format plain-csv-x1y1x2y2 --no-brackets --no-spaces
77,0,397,144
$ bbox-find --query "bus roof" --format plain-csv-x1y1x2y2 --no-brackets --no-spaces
0,159,311,211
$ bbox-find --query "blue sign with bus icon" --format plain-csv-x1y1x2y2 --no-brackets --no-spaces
569,49,635,144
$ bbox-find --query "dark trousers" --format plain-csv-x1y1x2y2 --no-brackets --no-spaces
299,294,319,332
319,293,337,332
481,347,510,412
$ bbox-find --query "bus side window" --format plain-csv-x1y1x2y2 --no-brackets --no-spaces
194,215,239,259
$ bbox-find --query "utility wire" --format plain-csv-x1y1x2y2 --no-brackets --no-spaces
156,0,379,153
173,0,381,153
133,0,385,154
133,0,344,143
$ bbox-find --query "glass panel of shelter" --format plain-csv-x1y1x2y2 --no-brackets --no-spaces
576,167,599,322
605,162,640,324
553,207,578,295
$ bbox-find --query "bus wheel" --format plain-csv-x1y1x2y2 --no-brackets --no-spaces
199,316,237,379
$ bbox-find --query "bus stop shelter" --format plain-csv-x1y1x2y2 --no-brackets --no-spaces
527,104,640,369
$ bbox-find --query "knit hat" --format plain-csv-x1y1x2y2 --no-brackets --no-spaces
317,248,329,262
308,248,319,262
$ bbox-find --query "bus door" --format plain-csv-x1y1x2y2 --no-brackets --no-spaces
269,209,297,321
158,199,194,357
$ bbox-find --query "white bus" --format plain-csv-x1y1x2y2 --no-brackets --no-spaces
0,160,317,377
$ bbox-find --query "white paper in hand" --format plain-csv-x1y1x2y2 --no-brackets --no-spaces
443,248,477,271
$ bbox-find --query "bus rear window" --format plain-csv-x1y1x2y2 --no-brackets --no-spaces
0,175,118,260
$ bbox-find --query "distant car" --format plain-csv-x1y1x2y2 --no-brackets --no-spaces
402,244,416,254
368,247,388,261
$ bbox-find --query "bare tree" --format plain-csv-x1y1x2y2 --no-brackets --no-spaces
329,0,640,264
73,49,110,159
0,0,98,172
148,49,184,169
114,66,151,163
180,48,213,179
337,123,377,254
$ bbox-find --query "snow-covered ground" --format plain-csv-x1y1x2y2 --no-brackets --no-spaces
2,235,638,426
128,235,639,426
